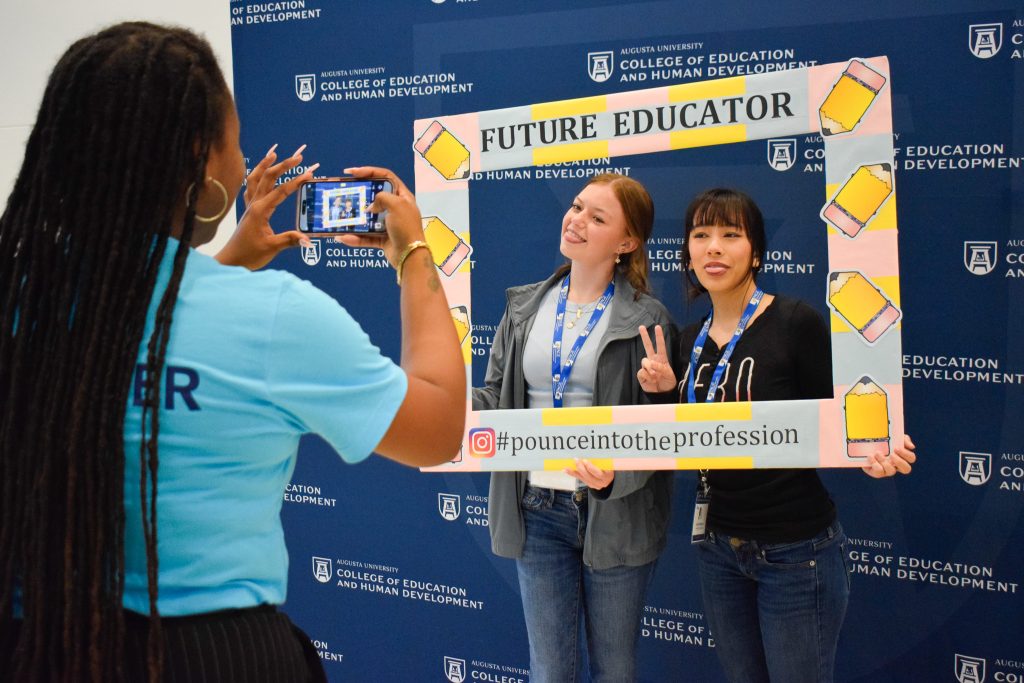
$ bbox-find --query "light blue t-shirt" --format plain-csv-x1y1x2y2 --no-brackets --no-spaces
121,241,407,615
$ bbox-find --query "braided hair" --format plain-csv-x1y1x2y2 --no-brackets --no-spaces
0,22,230,682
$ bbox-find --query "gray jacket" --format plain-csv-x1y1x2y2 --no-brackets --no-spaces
474,271,675,569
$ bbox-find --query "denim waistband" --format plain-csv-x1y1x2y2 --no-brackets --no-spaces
713,519,843,549
525,484,588,504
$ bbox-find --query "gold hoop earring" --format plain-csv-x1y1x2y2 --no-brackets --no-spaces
188,177,230,224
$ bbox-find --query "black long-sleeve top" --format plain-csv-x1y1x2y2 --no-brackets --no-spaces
651,295,836,543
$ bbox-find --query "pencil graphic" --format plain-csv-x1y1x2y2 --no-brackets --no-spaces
450,306,470,345
821,163,893,238
818,60,886,137
844,377,890,457
827,271,901,344
422,216,472,277
414,121,471,180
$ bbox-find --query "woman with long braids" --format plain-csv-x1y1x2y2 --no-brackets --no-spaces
0,22,464,682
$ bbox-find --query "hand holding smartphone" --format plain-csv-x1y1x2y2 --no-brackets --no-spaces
295,177,393,235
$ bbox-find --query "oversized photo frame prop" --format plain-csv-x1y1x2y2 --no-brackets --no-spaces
416,57,903,472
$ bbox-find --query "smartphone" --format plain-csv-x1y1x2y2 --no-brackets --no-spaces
295,177,392,235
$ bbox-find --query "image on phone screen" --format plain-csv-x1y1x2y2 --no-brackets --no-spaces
297,179,389,233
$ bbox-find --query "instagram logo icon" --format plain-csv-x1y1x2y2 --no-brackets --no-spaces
469,428,496,458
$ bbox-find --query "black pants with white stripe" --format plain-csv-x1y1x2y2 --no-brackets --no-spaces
2,605,327,682
123,605,327,682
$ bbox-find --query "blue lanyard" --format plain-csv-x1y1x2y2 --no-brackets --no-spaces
687,288,764,404
551,274,615,407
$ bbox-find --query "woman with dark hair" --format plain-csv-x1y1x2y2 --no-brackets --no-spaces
637,188,916,683
0,22,464,682
476,174,673,682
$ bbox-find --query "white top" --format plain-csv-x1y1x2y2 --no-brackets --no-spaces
522,284,613,491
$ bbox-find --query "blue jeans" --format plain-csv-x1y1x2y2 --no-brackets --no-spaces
516,486,655,683
695,521,850,683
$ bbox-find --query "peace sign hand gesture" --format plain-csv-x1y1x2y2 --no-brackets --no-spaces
637,324,677,394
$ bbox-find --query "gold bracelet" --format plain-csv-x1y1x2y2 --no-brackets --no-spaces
395,240,431,285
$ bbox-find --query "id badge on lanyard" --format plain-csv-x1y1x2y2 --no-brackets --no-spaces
688,288,763,543
692,470,710,544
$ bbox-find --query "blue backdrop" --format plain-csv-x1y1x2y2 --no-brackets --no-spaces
230,1,1024,680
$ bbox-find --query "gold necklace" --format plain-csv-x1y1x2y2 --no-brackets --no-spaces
566,306,585,329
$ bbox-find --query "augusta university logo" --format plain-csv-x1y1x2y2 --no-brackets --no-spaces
444,656,467,683
588,51,614,82
301,240,321,266
956,654,986,683
295,73,316,102
767,139,797,171
438,493,461,521
959,452,992,486
969,23,1002,59
312,556,333,584
964,241,997,275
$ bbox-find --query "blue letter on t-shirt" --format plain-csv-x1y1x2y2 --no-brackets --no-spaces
132,364,201,411
166,366,200,411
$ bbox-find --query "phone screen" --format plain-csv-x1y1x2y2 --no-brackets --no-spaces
297,178,390,234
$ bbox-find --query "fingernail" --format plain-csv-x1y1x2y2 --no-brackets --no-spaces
343,167,356,173
299,237,312,248
307,162,320,174
292,143,307,157
266,143,278,156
